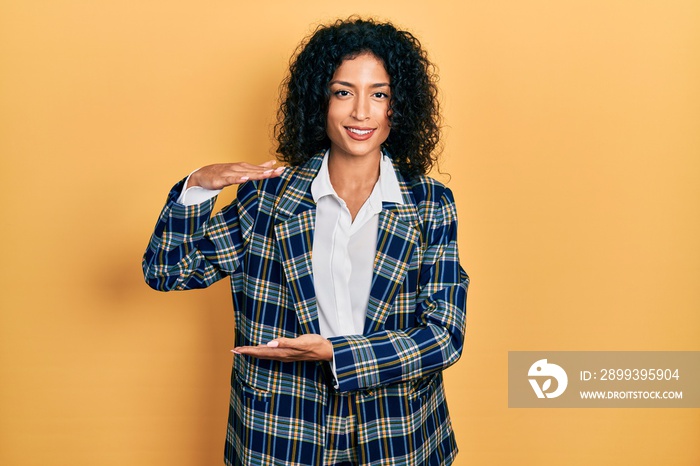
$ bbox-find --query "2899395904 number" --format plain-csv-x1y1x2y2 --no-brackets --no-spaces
600,368,680,381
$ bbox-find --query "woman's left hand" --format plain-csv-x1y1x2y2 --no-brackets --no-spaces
231,334,333,362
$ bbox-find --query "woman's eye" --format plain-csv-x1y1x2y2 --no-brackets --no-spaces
334,90,351,97
373,92,389,99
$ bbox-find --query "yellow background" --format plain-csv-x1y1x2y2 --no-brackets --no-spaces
1,0,698,465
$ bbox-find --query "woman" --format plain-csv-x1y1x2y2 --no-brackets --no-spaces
144,17,468,466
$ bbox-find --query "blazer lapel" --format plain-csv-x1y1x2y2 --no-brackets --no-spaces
273,155,323,335
364,173,421,333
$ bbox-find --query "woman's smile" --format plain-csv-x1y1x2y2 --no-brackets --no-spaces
345,126,376,140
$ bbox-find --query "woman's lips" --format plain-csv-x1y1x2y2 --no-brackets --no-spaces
345,126,376,141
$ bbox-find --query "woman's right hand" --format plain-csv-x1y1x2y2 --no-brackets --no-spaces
188,160,285,190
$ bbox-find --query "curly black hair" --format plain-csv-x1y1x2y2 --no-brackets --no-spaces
274,17,442,178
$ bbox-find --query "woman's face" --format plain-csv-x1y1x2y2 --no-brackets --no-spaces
326,53,391,162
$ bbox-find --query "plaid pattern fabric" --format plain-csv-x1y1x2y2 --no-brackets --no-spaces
325,392,359,465
143,152,469,465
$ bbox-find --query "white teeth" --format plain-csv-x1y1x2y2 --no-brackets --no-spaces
348,128,372,135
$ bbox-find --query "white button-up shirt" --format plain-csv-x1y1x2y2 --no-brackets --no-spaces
310,152,404,338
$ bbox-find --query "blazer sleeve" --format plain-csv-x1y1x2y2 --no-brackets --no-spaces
142,178,257,291
328,187,468,392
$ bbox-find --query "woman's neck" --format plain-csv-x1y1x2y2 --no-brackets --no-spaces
327,150,381,220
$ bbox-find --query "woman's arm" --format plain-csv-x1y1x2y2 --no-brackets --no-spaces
327,187,468,392
142,162,284,291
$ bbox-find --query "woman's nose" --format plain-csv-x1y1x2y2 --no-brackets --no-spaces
352,96,370,120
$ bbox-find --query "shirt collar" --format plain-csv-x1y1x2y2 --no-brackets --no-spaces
311,150,404,206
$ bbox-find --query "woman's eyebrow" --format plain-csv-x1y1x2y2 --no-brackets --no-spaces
329,80,390,88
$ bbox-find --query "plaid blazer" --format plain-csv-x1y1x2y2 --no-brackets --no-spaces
143,152,469,465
